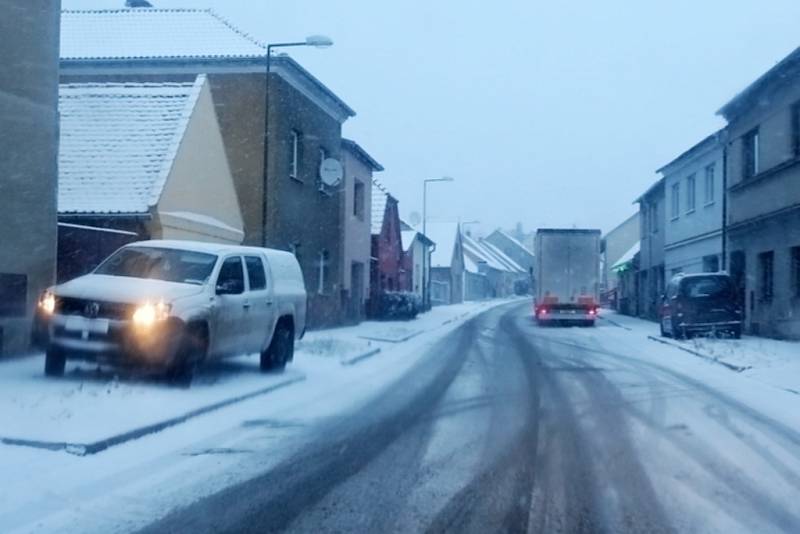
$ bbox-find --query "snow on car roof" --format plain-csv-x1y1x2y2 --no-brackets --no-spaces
58,77,205,214
60,8,265,61
125,240,295,261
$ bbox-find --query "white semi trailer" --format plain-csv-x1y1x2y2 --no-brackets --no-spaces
534,228,601,326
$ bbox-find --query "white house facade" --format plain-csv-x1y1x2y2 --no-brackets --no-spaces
660,130,726,283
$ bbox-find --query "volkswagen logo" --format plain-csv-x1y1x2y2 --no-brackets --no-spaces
84,302,101,319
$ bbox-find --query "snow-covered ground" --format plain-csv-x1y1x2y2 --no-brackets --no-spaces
600,309,800,395
0,298,519,534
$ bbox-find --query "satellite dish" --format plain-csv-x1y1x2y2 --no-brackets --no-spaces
319,158,343,187
409,211,422,227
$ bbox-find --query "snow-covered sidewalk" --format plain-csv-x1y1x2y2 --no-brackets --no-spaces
600,309,800,395
0,299,515,456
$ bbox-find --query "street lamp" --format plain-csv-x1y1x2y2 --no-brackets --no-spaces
422,176,455,309
263,36,334,246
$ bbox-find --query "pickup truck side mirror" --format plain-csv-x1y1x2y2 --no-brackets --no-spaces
216,278,244,295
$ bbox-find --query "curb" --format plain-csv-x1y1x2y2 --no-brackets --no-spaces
358,331,422,344
598,316,632,331
646,335,750,372
0,374,305,456
340,347,382,366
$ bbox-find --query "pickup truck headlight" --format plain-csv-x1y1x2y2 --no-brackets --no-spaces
39,291,56,315
132,301,171,328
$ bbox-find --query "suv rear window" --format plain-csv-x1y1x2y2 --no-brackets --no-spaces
681,276,733,299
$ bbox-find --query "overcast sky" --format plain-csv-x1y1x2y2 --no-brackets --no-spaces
66,0,800,235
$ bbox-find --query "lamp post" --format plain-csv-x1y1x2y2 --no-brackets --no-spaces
263,35,333,246
422,177,455,309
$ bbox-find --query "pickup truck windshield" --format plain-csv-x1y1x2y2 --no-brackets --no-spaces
94,247,217,285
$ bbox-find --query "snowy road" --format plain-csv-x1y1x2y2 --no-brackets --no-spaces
136,301,800,533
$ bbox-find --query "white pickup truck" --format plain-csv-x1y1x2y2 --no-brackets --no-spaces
37,240,307,383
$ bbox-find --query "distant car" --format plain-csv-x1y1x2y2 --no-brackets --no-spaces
660,273,742,339
37,240,307,383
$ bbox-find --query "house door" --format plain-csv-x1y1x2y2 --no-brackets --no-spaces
350,262,364,321
730,250,746,319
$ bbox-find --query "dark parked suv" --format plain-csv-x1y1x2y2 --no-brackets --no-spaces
660,273,743,339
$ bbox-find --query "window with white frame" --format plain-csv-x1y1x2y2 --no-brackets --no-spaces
704,164,715,205
686,174,696,213
290,130,301,180
317,249,330,294
671,182,680,219
743,128,759,179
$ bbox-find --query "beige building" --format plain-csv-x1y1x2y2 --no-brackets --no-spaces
57,76,243,280
600,212,640,300
340,139,383,322
0,0,60,356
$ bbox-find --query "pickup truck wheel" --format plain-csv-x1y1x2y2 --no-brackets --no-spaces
261,324,293,372
166,325,205,386
44,346,66,377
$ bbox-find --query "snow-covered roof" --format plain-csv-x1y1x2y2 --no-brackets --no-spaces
371,180,392,235
426,222,460,268
60,9,265,61
481,240,525,273
462,234,504,271
462,234,525,273
58,77,205,214
611,242,640,271
464,255,481,274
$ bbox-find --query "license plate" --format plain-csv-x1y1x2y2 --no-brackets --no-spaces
64,316,109,334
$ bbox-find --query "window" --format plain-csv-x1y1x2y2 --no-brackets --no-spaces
742,128,759,179
650,201,659,234
792,102,800,157
216,257,245,294
704,164,715,205
0,273,27,317
671,182,680,219
317,249,330,294
318,147,328,183
791,246,800,298
290,130,301,180
686,174,696,212
353,180,365,219
244,256,267,291
758,251,774,302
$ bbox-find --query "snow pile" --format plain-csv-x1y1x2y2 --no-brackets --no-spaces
600,309,800,394
297,336,376,363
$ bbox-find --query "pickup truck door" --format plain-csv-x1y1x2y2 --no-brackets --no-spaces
212,256,248,357
243,254,276,353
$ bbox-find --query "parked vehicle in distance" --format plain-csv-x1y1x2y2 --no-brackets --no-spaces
660,273,742,339
37,240,307,383
534,228,601,326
